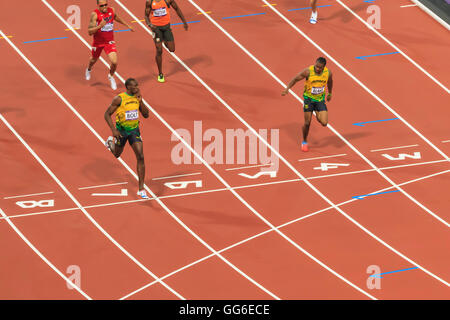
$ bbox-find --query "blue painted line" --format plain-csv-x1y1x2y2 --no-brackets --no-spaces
23,37,68,44
353,118,399,126
370,267,419,278
222,13,266,19
171,20,200,26
356,51,399,60
364,0,376,3
114,29,131,33
352,190,400,200
288,5,332,11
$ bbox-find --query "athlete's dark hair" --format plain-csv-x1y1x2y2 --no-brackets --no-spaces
316,57,327,66
125,78,138,89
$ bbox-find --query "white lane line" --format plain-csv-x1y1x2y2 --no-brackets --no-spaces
3,159,447,222
152,172,202,180
3,191,54,199
114,0,376,300
78,182,128,190
0,34,184,300
225,163,273,171
400,4,417,8
0,207,91,299
121,168,450,299
442,140,450,143
337,0,450,88
370,144,419,152
298,154,347,162
28,5,280,300
180,0,449,284
258,0,449,227
264,0,450,162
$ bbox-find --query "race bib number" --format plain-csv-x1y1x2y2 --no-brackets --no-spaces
125,110,139,120
101,22,114,32
311,86,325,95
153,7,167,17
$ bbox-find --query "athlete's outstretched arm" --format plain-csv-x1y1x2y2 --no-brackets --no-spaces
170,0,188,30
88,12,105,36
281,68,309,96
112,8,134,31
104,96,122,140
327,71,333,102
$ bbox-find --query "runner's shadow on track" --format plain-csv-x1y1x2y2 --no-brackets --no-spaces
166,54,213,77
314,131,371,148
0,107,25,117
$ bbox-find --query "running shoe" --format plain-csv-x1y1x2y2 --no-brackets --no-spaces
310,11,318,24
158,73,165,83
108,74,117,90
85,68,91,80
137,190,150,199
105,136,115,151
301,141,309,152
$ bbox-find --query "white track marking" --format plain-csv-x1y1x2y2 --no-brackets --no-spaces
225,163,273,171
3,191,54,199
0,207,91,299
111,0,377,299
410,0,450,30
442,140,450,144
0,39,184,300
370,144,419,152
78,182,128,190
123,0,449,284
298,154,347,162
400,4,417,8
17,6,280,299
251,0,449,226
337,0,450,88
42,1,371,300
152,172,202,180
3,159,447,221
262,0,450,161
122,168,450,299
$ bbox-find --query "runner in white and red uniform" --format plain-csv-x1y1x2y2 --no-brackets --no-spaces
85,0,134,90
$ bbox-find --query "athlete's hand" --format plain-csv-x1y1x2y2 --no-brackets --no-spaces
327,94,332,102
112,128,122,141
281,89,289,96
147,22,156,31
128,25,135,32
99,19,107,28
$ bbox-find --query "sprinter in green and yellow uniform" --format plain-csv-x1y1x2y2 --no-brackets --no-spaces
282,57,333,152
104,78,150,198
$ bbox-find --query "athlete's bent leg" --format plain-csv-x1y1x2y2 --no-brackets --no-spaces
88,57,98,71
107,52,118,76
316,111,328,127
302,111,313,142
131,141,146,191
311,0,318,12
165,41,175,53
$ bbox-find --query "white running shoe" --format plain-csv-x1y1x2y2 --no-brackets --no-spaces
108,74,117,90
85,68,91,80
105,136,115,151
310,11,318,24
137,190,150,199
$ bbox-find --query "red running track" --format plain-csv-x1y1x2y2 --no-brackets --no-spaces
0,0,449,299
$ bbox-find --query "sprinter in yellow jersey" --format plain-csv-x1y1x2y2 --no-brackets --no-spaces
282,57,333,152
104,78,150,198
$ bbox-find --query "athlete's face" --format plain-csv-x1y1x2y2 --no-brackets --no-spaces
127,81,140,95
98,1,108,13
314,62,325,75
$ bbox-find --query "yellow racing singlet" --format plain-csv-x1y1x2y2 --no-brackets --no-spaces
115,92,140,131
303,65,329,102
